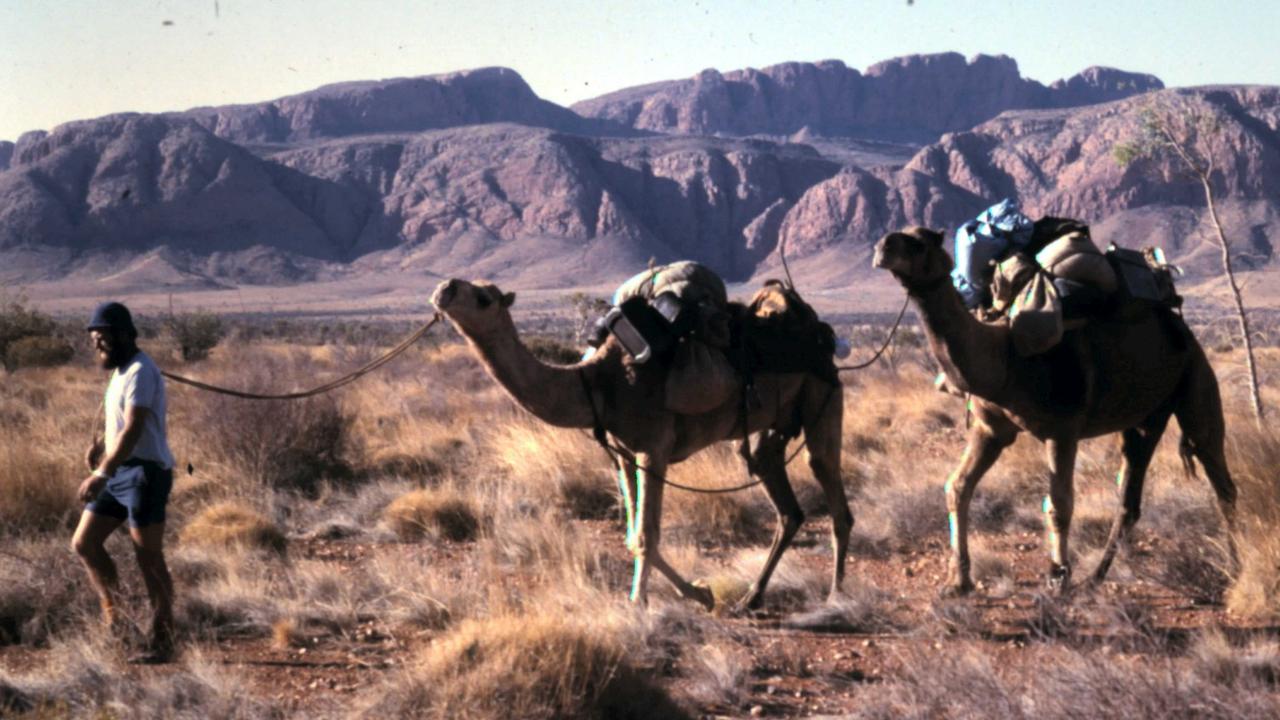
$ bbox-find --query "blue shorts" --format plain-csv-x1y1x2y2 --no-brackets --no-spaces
86,460,173,528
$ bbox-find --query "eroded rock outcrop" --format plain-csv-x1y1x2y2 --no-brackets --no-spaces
769,87,1280,277
0,114,373,277
573,53,1163,142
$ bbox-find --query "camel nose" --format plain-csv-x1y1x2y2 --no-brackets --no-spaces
872,240,890,269
432,279,458,309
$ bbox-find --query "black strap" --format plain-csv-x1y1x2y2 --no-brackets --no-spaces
578,368,609,450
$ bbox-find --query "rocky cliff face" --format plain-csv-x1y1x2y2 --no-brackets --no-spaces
769,86,1280,277
571,53,1163,142
176,67,637,145
271,128,840,281
0,115,373,272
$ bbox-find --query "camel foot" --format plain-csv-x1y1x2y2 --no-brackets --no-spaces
686,583,716,612
938,578,974,598
1086,564,1112,588
732,585,766,615
687,579,717,612
1046,563,1073,595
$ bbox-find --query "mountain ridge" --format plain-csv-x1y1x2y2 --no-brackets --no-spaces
2,56,1276,305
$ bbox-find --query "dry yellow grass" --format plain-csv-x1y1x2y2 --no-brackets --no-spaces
179,501,287,554
1,310,1278,717
1223,426,1280,620
491,418,618,520
0,442,76,534
360,611,685,719
383,486,481,542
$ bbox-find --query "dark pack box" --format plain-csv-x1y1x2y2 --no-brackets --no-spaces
1106,245,1163,302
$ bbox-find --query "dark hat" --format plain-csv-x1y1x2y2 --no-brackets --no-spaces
86,301,137,337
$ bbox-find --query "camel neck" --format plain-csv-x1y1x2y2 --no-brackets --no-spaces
460,315,597,429
910,279,1010,399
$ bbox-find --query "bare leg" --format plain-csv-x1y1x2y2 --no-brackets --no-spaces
943,417,1016,596
71,510,125,626
1091,417,1168,584
130,523,175,655
737,430,803,611
1044,437,1079,593
628,452,714,609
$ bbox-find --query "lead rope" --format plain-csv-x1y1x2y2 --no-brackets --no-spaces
835,294,910,372
160,314,441,399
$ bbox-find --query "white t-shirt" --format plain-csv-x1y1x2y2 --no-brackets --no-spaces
104,351,174,469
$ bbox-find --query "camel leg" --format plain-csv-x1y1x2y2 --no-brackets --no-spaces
1173,358,1240,571
628,452,715,610
737,430,803,611
805,384,852,604
943,418,1016,596
1090,416,1169,585
1043,437,1079,594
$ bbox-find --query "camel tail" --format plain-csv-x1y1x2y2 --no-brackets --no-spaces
1179,434,1199,480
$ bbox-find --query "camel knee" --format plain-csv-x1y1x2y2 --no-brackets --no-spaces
944,474,973,512
780,507,804,535
832,504,853,534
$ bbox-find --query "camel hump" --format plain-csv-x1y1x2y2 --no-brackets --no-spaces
612,261,727,310
740,281,838,382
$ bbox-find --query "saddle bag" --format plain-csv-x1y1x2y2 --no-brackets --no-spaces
1008,270,1064,357
1105,244,1182,319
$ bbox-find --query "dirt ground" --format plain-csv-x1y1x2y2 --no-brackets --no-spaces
2,513,1268,718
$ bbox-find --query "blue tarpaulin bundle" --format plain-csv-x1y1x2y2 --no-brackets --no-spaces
950,198,1034,309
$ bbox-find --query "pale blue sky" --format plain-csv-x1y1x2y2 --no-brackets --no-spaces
2,0,1277,142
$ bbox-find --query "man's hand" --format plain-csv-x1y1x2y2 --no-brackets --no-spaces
78,473,107,503
85,439,104,471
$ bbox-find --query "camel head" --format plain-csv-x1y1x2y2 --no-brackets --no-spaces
873,227,953,290
432,278,516,335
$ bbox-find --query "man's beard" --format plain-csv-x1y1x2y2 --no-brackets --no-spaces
100,344,134,370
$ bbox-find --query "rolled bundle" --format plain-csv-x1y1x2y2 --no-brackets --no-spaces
1036,232,1118,295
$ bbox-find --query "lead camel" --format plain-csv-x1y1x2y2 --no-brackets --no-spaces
431,278,853,611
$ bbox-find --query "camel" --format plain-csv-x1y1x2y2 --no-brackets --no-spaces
431,278,852,611
872,227,1238,595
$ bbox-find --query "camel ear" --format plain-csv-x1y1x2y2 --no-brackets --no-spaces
906,226,945,247
500,291,516,308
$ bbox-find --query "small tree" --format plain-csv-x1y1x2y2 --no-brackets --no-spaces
566,291,610,346
0,291,70,372
166,311,226,362
1114,95,1266,425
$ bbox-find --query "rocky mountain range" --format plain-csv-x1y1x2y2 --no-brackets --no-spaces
1,54,1276,299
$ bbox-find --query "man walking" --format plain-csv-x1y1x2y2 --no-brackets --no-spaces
72,301,176,663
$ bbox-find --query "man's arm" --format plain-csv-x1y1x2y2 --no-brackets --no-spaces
78,406,151,503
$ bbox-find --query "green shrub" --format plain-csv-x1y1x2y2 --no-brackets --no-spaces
0,294,58,364
167,312,226,362
525,336,582,365
3,335,74,371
